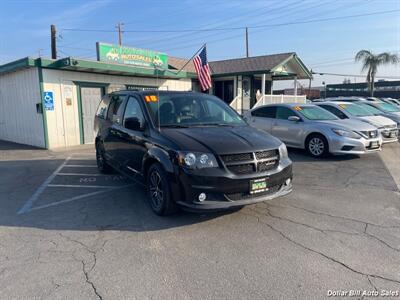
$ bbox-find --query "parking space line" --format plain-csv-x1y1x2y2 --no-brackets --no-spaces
56,173,107,176
64,165,97,167
17,157,71,214
47,184,118,188
29,184,134,212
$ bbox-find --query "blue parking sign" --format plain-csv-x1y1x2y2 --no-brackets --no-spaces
43,91,54,111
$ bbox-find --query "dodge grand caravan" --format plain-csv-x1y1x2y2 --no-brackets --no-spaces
94,91,293,215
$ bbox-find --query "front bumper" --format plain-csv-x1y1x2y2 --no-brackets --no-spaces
172,161,293,211
380,128,399,144
328,135,382,155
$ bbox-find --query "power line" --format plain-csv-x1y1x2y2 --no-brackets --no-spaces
123,0,305,48
313,71,400,79
60,9,400,33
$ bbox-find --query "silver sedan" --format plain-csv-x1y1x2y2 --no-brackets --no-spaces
243,103,382,157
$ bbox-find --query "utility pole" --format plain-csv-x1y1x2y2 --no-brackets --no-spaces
245,27,249,57
51,24,57,59
116,22,124,46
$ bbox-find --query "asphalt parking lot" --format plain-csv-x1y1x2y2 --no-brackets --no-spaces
0,140,399,300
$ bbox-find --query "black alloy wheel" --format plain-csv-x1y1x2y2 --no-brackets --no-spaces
147,163,177,216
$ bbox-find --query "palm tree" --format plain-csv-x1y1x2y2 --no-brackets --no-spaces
355,50,398,96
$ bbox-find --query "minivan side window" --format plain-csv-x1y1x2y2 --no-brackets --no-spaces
251,106,276,118
276,107,297,120
107,95,125,124
123,97,145,129
319,105,348,119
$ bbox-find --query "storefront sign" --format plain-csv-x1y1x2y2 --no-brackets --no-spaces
43,91,54,111
96,42,168,69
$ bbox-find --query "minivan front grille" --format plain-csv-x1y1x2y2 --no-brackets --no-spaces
255,150,278,160
220,153,253,163
220,149,279,175
227,164,255,174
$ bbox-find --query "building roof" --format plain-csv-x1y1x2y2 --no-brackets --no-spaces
209,52,294,75
168,56,197,73
0,57,196,79
169,52,312,79
0,52,312,80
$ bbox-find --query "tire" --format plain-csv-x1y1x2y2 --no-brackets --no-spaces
96,141,113,174
306,134,329,158
147,163,178,216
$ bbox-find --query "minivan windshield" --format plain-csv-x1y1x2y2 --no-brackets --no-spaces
145,93,245,127
296,106,338,120
338,103,374,117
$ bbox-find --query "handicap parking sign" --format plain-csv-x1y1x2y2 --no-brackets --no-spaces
43,91,54,111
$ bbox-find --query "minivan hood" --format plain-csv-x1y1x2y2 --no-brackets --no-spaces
161,125,282,154
358,115,396,128
314,119,377,131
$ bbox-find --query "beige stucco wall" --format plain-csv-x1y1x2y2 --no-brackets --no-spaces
0,67,45,148
41,69,192,149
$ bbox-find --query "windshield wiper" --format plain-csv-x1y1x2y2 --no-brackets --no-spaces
194,123,233,127
160,124,189,128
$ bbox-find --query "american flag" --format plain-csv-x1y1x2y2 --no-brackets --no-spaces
193,46,212,91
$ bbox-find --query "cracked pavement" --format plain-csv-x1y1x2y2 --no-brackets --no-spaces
0,141,399,299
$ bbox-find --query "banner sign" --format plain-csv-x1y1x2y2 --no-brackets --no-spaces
96,42,168,69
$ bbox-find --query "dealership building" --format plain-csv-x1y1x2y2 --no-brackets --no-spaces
0,44,311,149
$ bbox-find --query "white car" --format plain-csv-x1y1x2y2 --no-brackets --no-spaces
244,103,382,157
315,101,398,144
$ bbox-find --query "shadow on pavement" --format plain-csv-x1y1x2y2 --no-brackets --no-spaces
287,147,361,162
0,140,381,234
0,157,241,233
0,140,44,151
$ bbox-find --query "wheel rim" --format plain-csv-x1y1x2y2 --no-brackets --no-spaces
149,170,163,210
309,137,324,156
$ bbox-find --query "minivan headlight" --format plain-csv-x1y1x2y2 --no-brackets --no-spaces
278,143,288,160
331,128,361,139
177,152,218,169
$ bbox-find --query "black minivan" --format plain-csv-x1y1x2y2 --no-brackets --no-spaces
94,91,293,215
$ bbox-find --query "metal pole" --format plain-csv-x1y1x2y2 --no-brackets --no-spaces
173,43,205,75
245,27,249,57
116,22,124,46
51,25,57,59
261,73,266,97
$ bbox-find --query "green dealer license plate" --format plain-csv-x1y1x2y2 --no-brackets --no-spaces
250,178,268,194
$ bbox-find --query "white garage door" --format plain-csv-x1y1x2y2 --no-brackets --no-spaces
81,87,102,144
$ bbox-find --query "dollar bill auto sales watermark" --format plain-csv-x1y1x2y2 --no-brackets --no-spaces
327,290,399,297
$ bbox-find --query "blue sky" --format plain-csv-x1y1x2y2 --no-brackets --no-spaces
0,0,399,87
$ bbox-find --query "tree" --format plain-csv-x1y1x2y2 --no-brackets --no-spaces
355,50,398,96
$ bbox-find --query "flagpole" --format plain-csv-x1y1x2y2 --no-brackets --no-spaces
172,43,206,75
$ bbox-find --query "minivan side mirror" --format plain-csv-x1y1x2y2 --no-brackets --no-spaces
288,116,301,122
124,117,144,131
